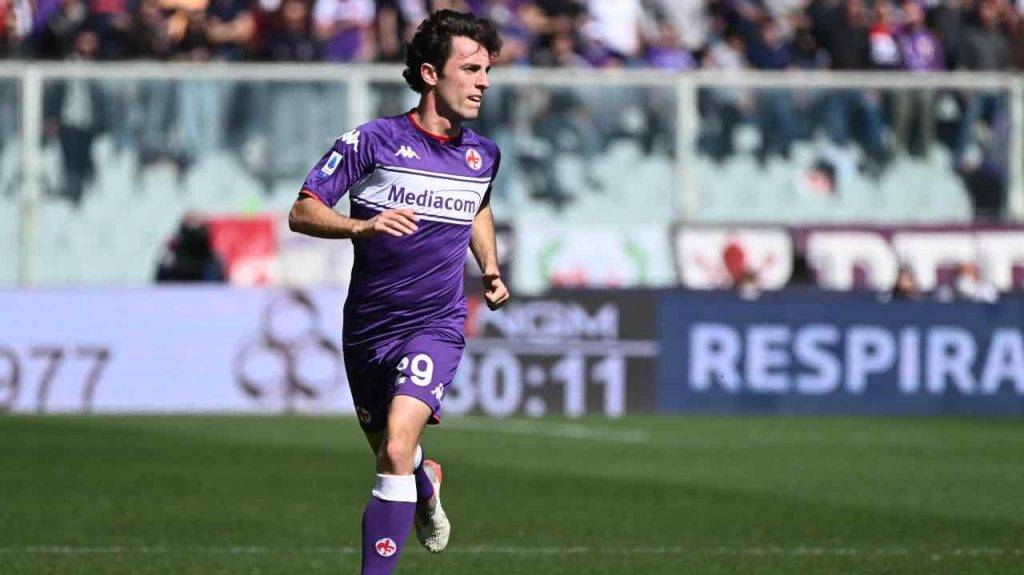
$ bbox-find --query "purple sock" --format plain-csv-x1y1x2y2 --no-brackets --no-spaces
414,463,434,504
361,476,416,575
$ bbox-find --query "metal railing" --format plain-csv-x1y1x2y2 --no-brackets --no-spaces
1,62,1022,286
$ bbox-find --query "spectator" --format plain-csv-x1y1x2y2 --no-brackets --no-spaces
205,0,255,60
90,0,134,58
806,0,842,56
0,0,16,56
43,27,106,206
747,18,794,162
164,0,212,61
529,0,585,65
953,261,999,302
128,0,174,58
821,0,888,174
532,28,587,67
1009,7,1024,71
890,265,921,300
31,0,90,58
373,0,403,62
747,15,791,70
313,0,374,62
868,0,901,69
930,0,969,69
648,0,708,53
584,0,643,63
534,0,584,24
790,20,829,69
822,0,871,70
155,213,227,282
894,0,944,156
262,0,318,60
3,0,33,56
955,0,1011,168
644,20,695,71
473,0,535,66
716,0,767,44
961,0,1011,71
699,30,751,163
897,1,944,72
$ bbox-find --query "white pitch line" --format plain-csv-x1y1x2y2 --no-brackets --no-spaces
3,546,1021,558
440,419,651,444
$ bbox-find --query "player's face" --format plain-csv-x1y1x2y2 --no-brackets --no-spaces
435,36,492,121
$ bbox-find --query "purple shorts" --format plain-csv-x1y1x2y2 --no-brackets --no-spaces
343,327,465,433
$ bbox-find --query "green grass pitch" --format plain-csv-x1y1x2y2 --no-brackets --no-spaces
1,415,1022,574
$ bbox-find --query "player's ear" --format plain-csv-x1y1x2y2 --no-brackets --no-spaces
420,62,439,88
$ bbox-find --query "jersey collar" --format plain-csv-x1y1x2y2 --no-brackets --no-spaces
407,111,463,145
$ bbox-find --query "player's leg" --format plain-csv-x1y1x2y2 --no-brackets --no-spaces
360,395,432,575
390,332,463,553
364,431,436,507
346,347,422,573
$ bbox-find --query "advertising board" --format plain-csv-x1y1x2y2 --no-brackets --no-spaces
457,291,660,418
657,292,1024,415
673,225,1024,292
0,288,660,418
0,288,353,414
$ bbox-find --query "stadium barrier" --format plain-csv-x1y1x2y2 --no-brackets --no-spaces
2,287,1021,417
673,223,1024,292
658,291,1024,416
0,64,1023,288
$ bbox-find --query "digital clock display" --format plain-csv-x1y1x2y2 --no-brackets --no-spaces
447,291,659,418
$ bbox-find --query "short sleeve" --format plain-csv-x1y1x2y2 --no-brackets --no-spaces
301,126,376,208
480,148,501,210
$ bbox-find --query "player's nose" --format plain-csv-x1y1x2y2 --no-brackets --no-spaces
477,71,490,90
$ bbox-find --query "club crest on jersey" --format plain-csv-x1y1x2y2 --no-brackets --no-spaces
321,151,342,175
465,148,483,170
375,538,397,557
395,145,420,159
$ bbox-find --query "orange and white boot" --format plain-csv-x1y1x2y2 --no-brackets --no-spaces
414,459,451,553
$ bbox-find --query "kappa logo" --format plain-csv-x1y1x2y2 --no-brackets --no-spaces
465,148,482,170
375,538,397,558
321,151,342,175
394,145,420,159
339,129,360,152
431,384,444,402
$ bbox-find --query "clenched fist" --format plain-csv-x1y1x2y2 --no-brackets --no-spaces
482,272,510,311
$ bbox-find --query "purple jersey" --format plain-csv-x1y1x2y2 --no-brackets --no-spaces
301,113,501,348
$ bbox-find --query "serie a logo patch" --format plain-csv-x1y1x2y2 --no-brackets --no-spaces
321,151,342,175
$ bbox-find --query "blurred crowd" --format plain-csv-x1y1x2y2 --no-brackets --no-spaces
0,0,1021,70
6,0,1024,218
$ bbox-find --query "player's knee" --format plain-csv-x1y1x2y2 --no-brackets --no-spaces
377,440,416,475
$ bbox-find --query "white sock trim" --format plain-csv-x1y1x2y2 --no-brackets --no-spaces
413,445,423,470
372,474,417,503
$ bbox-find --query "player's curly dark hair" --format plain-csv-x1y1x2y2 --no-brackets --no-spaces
402,10,503,94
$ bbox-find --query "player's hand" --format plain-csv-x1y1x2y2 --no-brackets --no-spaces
362,209,418,238
482,272,509,311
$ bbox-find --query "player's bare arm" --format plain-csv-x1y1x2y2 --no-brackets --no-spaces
289,194,419,239
470,204,509,310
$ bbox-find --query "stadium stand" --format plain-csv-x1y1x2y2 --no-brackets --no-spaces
1,1,1023,287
